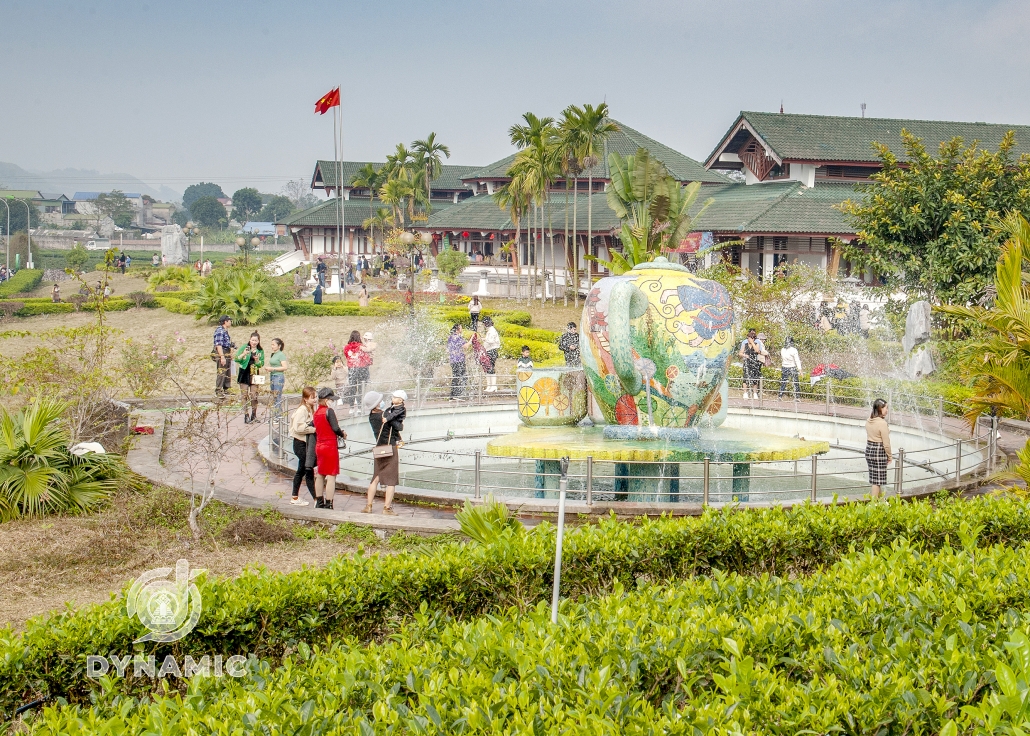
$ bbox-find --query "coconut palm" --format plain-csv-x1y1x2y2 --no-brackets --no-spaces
412,133,451,213
362,207,395,254
385,143,416,183
577,103,618,282
0,398,126,521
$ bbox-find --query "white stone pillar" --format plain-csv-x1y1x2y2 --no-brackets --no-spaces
763,252,775,282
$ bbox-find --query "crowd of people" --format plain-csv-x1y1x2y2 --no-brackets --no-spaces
817,299,872,337
738,329,804,401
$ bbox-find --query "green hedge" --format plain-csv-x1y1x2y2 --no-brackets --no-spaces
148,288,198,302
12,301,74,316
434,307,533,328
283,300,403,317
29,540,1030,733
154,297,198,314
497,322,560,343
6,496,1030,714
500,336,561,363
0,269,42,298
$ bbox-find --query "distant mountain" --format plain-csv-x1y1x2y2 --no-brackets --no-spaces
0,161,181,202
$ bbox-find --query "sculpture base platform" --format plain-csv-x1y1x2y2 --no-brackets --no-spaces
487,426,829,502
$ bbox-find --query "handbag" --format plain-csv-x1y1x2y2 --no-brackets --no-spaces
372,421,394,459
252,374,266,385
304,434,317,469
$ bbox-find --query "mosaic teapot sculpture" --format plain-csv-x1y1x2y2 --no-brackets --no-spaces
581,257,734,437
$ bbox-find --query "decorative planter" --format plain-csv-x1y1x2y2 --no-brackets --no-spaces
516,367,587,427
445,282,462,293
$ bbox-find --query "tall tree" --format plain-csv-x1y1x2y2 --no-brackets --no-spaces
190,197,227,228
183,182,225,210
496,172,531,302
350,163,382,236
576,103,618,283
412,133,451,213
839,130,1030,304
362,207,395,254
509,112,559,304
558,106,587,305
258,195,295,223
380,179,413,229
93,191,137,230
231,188,263,224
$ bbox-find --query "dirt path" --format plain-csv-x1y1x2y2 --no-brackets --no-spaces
0,484,431,631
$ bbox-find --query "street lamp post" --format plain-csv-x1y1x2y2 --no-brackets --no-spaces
16,200,32,269
0,199,9,272
183,221,199,263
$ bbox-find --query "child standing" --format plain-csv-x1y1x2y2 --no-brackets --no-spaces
517,345,534,372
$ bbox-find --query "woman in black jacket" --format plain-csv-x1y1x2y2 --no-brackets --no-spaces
362,390,405,515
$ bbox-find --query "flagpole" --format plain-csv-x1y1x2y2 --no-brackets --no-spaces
337,83,345,301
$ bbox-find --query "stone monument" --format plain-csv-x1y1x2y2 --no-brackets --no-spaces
902,300,935,379
160,225,188,265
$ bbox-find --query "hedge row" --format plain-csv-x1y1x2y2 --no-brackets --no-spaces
154,297,198,314
30,541,1030,733
497,322,561,344
283,300,404,317
5,496,1030,714
0,269,42,298
434,307,532,328
500,336,562,364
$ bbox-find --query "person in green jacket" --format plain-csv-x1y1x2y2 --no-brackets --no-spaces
235,331,265,423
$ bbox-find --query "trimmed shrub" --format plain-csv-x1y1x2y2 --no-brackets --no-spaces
283,300,403,317
497,322,560,343
12,301,74,316
154,297,198,314
500,336,561,363
6,497,1030,713
0,269,42,298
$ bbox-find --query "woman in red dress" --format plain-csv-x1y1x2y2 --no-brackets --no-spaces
313,387,347,509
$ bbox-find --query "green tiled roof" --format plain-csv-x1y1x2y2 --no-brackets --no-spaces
709,111,1030,165
420,191,632,234
691,182,858,235
280,196,456,227
462,120,729,185
313,161,481,191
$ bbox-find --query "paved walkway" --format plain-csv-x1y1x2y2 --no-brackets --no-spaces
127,393,1028,534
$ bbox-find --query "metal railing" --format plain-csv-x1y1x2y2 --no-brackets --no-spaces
268,376,999,507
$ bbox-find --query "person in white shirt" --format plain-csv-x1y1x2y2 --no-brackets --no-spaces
481,316,502,392
778,335,802,400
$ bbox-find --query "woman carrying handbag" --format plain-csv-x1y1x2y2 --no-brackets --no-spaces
288,386,317,506
362,390,405,515
313,387,347,510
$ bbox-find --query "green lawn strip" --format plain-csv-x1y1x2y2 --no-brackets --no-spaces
29,540,1030,733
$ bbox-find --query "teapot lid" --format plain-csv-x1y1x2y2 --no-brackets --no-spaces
629,256,690,273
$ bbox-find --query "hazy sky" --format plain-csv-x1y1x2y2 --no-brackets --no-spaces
1,0,1028,198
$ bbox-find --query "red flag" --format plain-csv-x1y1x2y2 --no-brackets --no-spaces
314,87,340,115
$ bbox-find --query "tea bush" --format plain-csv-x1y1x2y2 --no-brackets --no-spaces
500,336,561,363
6,496,1030,715
283,300,403,317
0,268,42,297
25,540,1030,733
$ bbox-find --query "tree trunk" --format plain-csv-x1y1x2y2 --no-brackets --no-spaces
572,178,579,307
563,181,570,306
587,172,593,283
548,193,555,305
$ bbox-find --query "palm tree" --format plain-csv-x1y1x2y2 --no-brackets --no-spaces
509,113,560,304
412,133,451,213
496,171,532,302
379,179,412,229
937,213,1030,426
577,103,618,283
0,398,125,521
385,143,416,183
558,106,586,305
350,163,382,240
362,207,395,254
